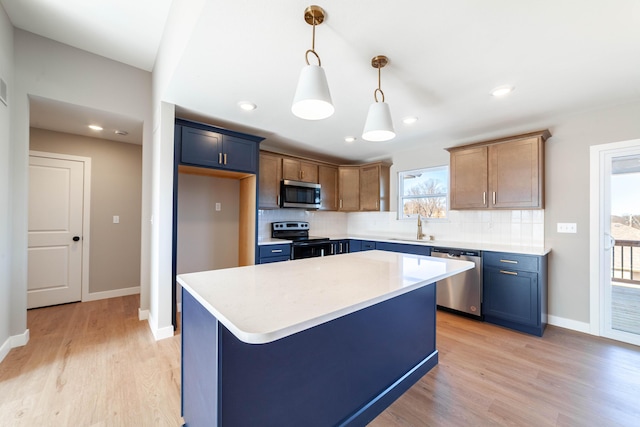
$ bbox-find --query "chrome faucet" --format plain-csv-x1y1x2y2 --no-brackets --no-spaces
417,214,426,240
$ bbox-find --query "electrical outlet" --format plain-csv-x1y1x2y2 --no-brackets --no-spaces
557,222,577,233
113,215,120,224
215,203,221,211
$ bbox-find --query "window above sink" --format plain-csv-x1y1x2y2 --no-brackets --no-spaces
398,165,449,221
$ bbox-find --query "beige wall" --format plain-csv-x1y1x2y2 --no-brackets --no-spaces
177,172,240,274
30,128,142,294
390,100,640,328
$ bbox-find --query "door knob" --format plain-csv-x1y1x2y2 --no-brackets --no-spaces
73,236,80,242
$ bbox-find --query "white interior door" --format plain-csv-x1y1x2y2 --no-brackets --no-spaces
591,139,640,346
28,155,85,308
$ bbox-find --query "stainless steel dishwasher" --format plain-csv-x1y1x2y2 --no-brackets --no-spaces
431,247,483,318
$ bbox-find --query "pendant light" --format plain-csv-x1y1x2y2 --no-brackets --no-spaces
362,55,395,142
291,5,334,120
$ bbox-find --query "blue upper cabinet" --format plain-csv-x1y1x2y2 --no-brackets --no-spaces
176,119,264,174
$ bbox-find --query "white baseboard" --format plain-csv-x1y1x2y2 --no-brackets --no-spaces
147,311,174,341
83,286,140,302
0,337,10,364
548,315,591,334
0,329,30,364
138,308,149,321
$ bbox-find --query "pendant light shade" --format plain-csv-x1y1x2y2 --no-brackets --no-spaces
362,101,395,142
362,55,395,142
291,5,334,120
292,64,334,120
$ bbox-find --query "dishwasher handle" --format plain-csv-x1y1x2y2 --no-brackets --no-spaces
431,247,481,258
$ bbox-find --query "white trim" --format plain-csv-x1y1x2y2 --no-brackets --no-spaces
147,311,174,341
0,337,11,363
29,151,92,305
0,329,30,364
589,138,640,343
548,315,591,334
138,308,149,321
83,286,140,302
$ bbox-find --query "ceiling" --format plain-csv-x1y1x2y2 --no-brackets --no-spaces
4,0,640,163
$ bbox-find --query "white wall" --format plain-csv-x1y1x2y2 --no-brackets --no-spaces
10,30,152,340
0,3,14,361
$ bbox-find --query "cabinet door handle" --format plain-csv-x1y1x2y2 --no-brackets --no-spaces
376,200,379,209
223,153,227,165
218,152,223,164
493,191,496,205
500,270,518,276
277,195,280,206
271,249,283,253
340,199,343,209
483,192,486,205
500,259,518,264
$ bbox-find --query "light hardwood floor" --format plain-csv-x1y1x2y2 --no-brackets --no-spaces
1,295,640,426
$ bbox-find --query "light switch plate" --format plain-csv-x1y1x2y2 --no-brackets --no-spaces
215,203,221,211
113,215,120,224
557,222,577,233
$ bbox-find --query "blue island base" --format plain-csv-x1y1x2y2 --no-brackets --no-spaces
182,284,438,426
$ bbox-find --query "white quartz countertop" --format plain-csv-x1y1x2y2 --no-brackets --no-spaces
177,251,473,344
258,235,550,255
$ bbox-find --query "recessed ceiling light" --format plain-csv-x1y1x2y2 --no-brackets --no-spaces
402,116,418,125
344,136,356,143
490,85,514,97
114,130,128,136
88,124,103,131
238,101,257,111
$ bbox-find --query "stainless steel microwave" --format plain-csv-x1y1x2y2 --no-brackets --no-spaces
280,180,321,209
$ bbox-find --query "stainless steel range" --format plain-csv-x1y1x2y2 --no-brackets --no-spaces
271,221,333,259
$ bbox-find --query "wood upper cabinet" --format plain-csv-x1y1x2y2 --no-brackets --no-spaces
448,130,550,210
359,163,391,211
450,146,489,209
489,137,543,208
282,158,318,183
318,164,338,211
258,152,282,209
338,167,360,211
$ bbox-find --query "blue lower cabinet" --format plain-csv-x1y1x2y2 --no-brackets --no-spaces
482,251,547,336
375,242,430,256
349,240,377,252
258,244,291,264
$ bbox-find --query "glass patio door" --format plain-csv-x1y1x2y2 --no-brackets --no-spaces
593,142,640,346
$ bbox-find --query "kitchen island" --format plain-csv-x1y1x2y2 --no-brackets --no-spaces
178,250,473,426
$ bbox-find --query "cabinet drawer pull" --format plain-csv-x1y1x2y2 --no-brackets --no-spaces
493,191,496,205
500,270,518,276
223,153,228,165
271,249,283,253
500,259,518,264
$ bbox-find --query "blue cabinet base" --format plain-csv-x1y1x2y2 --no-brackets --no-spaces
182,284,438,426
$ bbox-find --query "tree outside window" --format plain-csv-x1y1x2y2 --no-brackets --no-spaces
399,166,448,219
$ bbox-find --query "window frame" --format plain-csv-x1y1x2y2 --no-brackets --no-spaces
397,165,449,221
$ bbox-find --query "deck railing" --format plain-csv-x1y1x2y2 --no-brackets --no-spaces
612,239,640,284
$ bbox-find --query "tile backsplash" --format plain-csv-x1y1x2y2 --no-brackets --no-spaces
259,209,544,247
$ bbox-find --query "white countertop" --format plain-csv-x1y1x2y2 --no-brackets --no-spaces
258,235,550,255
178,250,473,344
